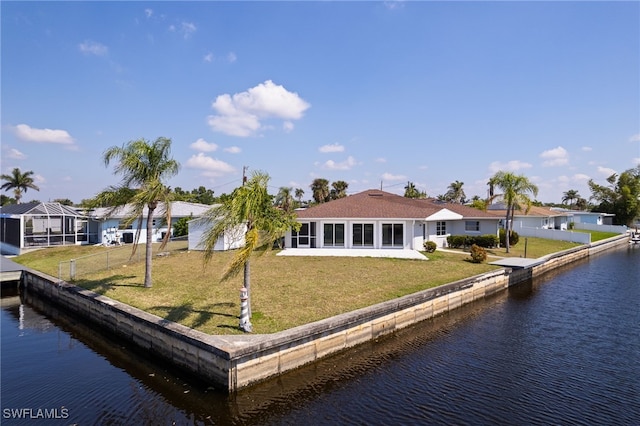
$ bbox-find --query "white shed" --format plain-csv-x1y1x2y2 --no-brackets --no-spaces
188,217,246,251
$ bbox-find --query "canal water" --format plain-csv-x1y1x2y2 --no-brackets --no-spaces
1,246,638,425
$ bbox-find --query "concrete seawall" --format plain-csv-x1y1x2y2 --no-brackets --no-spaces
19,234,629,393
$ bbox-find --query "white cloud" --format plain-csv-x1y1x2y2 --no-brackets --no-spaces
203,52,214,63
374,157,387,163
488,160,533,173
323,156,357,171
540,146,569,167
381,172,406,181
223,146,241,154
227,52,237,63
581,146,592,152
629,134,640,143
572,173,590,182
189,138,218,152
145,8,153,18
319,143,345,153
384,1,405,10
13,124,75,145
6,148,26,160
168,21,197,39
185,153,235,176
596,166,617,177
633,158,640,166
283,121,294,133
78,40,108,56
207,80,310,137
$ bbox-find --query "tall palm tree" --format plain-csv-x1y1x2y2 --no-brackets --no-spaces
95,137,180,288
310,178,330,203
330,180,349,199
294,188,305,205
490,171,538,253
562,189,580,210
444,180,466,204
200,171,299,332
1,168,40,204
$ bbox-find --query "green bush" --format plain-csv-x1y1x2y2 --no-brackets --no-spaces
446,235,469,248
499,229,519,246
469,244,487,263
173,215,191,237
446,234,498,249
423,240,437,253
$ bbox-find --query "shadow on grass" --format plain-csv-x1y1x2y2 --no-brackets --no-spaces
151,302,237,329
74,274,143,293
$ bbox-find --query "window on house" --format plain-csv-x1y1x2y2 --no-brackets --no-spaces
323,223,345,247
436,221,447,236
352,223,374,246
465,221,480,232
382,223,403,247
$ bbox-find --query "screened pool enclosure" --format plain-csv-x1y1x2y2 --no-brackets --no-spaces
0,202,98,255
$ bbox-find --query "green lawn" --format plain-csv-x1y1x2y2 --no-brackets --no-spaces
13,236,584,335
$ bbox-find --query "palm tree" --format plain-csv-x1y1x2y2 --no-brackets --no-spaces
490,171,539,253
562,189,580,210
275,186,294,213
1,168,40,204
200,171,299,332
404,181,419,198
310,178,330,203
330,180,349,199
294,188,305,205
444,180,466,204
95,137,180,288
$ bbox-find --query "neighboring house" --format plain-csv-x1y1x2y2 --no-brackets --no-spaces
284,189,501,251
88,201,212,246
187,217,246,251
550,209,615,226
0,202,95,255
488,204,572,231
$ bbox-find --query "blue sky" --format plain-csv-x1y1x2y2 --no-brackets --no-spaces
2,1,639,205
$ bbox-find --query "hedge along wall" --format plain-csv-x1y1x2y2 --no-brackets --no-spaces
19,233,628,393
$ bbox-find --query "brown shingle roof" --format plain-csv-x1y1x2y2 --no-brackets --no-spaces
295,189,498,219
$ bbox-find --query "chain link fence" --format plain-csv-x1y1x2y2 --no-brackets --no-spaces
58,236,188,281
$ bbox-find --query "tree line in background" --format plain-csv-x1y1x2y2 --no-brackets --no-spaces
2,158,639,232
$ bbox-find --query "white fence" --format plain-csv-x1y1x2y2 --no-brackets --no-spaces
516,227,592,244
573,223,628,234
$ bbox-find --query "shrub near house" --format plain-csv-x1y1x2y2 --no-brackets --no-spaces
447,234,499,249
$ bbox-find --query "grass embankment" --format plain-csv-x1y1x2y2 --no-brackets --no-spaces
14,237,585,335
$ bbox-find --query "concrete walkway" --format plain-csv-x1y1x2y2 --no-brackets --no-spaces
277,248,428,260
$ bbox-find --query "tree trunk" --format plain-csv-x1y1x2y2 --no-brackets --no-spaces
244,259,251,317
144,204,155,288
504,206,511,253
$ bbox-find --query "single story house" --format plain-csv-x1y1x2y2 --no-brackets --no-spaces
488,204,572,231
88,201,212,246
0,202,94,255
283,189,501,252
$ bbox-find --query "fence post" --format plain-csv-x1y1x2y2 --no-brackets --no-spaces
70,259,76,281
